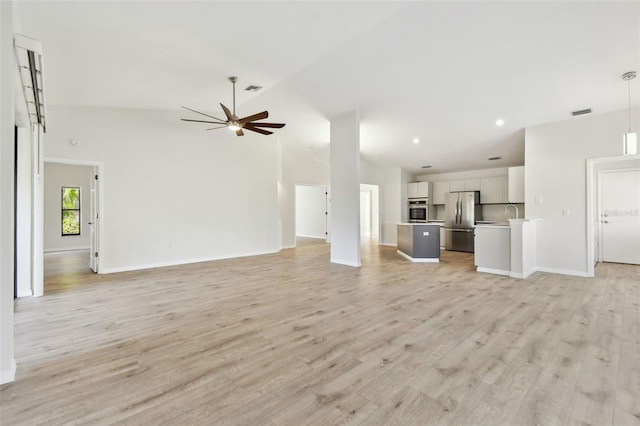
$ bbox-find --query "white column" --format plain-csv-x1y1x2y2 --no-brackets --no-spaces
0,0,17,384
329,111,361,267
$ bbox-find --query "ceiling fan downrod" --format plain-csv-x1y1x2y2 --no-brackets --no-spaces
229,76,237,117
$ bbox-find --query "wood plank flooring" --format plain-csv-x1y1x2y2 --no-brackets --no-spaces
1,240,639,425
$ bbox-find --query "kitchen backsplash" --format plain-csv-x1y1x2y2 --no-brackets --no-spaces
431,203,525,221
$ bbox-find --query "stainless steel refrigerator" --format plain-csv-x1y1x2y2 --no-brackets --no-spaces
445,191,481,252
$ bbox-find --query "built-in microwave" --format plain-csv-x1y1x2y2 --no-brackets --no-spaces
408,198,428,223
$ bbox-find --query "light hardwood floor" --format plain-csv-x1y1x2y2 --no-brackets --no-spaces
1,241,639,425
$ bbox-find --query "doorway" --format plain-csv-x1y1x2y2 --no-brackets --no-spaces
43,160,103,281
359,184,380,240
586,155,640,276
295,184,328,242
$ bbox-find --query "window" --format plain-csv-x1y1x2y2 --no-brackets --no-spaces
61,187,80,236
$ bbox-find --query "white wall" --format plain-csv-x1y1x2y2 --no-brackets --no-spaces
526,108,639,276
416,166,511,182
380,167,403,246
0,0,16,384
44,106,281,273
295,185,326,238
44,162,93,252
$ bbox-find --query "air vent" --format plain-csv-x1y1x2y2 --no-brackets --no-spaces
245,85,262,92
571,108,592,116
421,165,431,169
488,156,502,161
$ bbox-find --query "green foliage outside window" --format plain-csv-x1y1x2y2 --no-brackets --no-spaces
62,187,80,236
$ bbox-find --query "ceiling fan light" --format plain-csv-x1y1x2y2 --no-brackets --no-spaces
228,122,241,131
623,132,638,155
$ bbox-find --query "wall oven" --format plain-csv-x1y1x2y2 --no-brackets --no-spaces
408,198,429,223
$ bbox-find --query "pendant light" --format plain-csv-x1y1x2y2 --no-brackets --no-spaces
622,71,637,155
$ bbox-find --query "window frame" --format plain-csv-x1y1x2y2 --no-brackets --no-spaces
61,186,81,236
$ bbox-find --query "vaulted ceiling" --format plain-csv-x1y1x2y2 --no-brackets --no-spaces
15,1,640,174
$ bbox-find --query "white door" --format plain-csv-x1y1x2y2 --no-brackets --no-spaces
600,169,640,265
89,168,99,272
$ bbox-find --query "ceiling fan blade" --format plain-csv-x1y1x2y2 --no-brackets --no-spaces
236,129,244,136
244,124,273,135
206,125,230,131
181,106,225,122
239,111,268,124
182,118,227,125
220,103,233,121
246,122,286,129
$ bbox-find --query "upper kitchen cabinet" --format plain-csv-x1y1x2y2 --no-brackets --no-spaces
480,176,508,204
432,181,450,205
449,179,480,192
508,166,525,203
408,181,430,199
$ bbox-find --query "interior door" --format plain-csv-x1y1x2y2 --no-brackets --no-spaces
89,168,99,272
601,169,640,265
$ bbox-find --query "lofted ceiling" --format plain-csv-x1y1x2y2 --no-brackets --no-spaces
14,1,640,175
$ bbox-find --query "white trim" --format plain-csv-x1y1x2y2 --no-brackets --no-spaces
17,288,32,297
379,242,397,247
44,246,89,253
330,258,362,267
280,244,296,250
534,266,590,278
397,250,439,263
510,267,537,279
100,249,280,274
0,359,16,384
477,266,510,276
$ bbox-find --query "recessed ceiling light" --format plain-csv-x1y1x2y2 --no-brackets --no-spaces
495,119,505,126
421,165,431,169
412,138,420,144
488,156,502,161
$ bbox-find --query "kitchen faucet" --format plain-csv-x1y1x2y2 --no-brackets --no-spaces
504,204,519,219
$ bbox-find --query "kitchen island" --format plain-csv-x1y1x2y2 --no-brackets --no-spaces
397,223,440,262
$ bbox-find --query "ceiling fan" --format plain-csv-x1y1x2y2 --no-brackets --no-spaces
181,76,285,136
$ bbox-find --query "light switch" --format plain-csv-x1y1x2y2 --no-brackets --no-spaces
562,208,570,216
423,231,429,236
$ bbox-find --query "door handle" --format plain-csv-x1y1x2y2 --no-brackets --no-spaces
88,222,93,225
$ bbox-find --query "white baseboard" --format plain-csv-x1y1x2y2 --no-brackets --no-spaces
280,244,296,250
477,267,511,276
295,234,326,239
100,249,280,274
397,250,439,263
44,247,90,253
534,266,590,278
330,258,362,267
379,242,397,247
1,359,16,384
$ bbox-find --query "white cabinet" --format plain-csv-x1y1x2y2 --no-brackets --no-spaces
480,176,508,204
474,226,511,274
508,166,525,203
432,181,449,205
449,180,465,192
408,181,430,199
450,179,481,192
464,178,481,191
408,182,419,199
